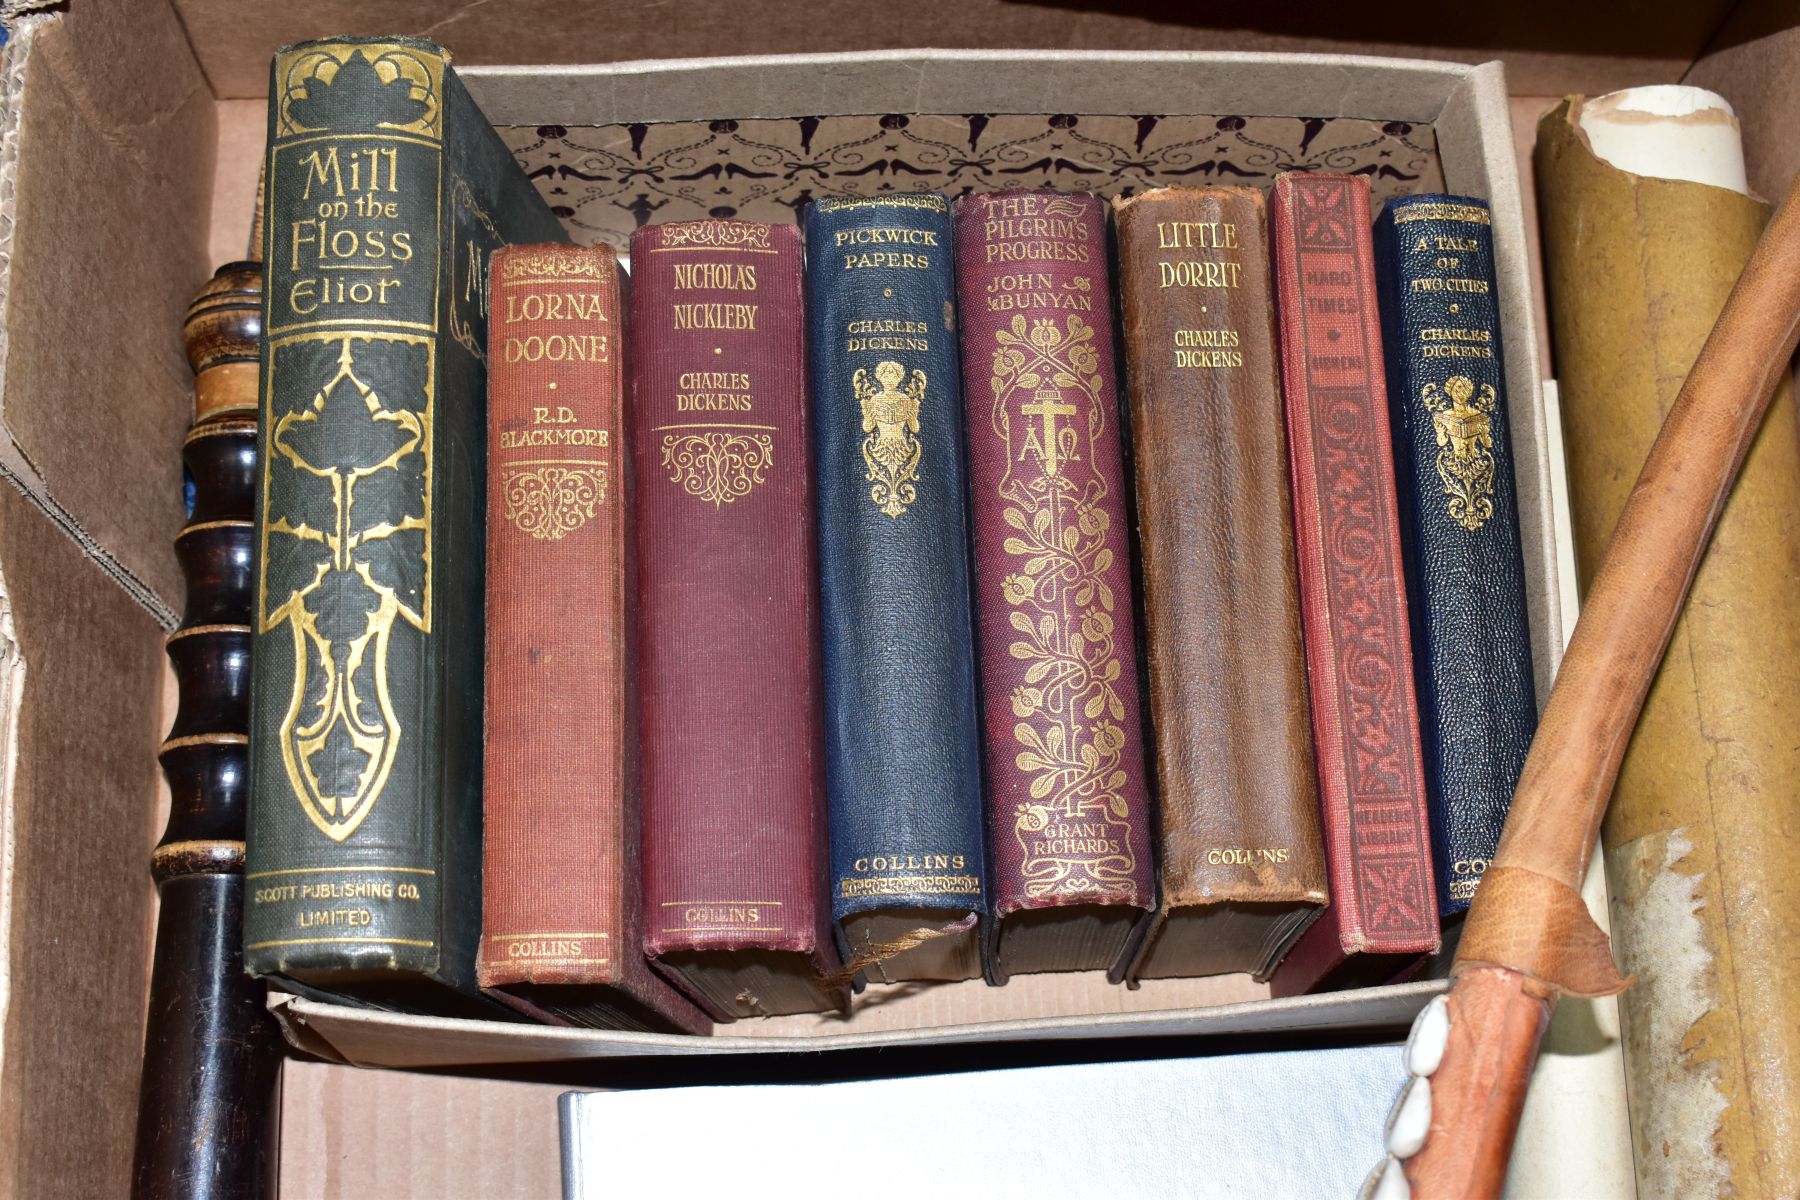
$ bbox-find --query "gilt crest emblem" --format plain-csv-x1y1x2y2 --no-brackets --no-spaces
1421,374,1497,532
854,360,925,519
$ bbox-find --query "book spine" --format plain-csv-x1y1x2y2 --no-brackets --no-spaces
246,38,454,980
804,195,986,932
1112,186,1326,961
479,243,628,987
950,189,1154,919
631,220,832,964
1268,173,1438,960
1372,195,1538,917
245,38,565,986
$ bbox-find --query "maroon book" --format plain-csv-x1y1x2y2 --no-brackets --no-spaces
630,219,845,1018
951,190,1154,981
1265,173,1439,996
480,243,707,1033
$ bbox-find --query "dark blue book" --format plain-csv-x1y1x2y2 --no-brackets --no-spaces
1373,194,1538,918
804,194,986,981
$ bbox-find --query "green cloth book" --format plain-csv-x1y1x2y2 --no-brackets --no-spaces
243,36,566,1008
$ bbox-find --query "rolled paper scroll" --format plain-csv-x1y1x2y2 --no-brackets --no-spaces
1539,87,1800,1200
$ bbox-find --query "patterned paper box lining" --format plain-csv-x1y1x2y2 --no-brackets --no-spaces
501,114,1444,249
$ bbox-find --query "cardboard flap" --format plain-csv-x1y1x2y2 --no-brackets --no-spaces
0,3,217,626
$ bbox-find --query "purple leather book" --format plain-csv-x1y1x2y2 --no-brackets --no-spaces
951,190,1154,981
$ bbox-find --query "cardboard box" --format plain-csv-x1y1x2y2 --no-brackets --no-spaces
255,45,1559,1067
3,0,1794,1195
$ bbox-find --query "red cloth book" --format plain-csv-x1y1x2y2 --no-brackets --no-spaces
951,189,1155,981
479,242,707,1033
1266,174,1440,996
629,219,844,1019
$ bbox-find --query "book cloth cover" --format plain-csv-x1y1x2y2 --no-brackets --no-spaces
804,193,987,982
244,37,565,997
1267,173,1438,997
478,242,706,1033
630,218,841,1017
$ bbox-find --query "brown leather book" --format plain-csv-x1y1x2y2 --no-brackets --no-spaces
630,219,846,1019
1112,186,1328,981
479,243,707,1033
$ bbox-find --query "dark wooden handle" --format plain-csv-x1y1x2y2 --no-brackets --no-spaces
132,263,283,1200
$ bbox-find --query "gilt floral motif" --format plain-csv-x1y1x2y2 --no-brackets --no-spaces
989,314,1136,898
661,431,774,507
502,465,609,539
260,335,430,842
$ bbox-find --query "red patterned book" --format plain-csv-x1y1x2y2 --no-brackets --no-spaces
480,243,707,1033
951,190,1154,981
630,219,845,1018
1266,174,1440,996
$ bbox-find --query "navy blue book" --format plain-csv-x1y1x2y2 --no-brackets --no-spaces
1373,194,1538,918
804,193,987,982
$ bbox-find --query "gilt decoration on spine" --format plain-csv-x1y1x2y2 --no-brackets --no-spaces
245,35,567,992
660,430,774,507
988,309,1137,899
259,43,444,845
263,335,428,843
1372,192,1538,923
502,464,607,540
855,360,925,518
806,193,986,984
1422,376,1497,533
952,189,1152,979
